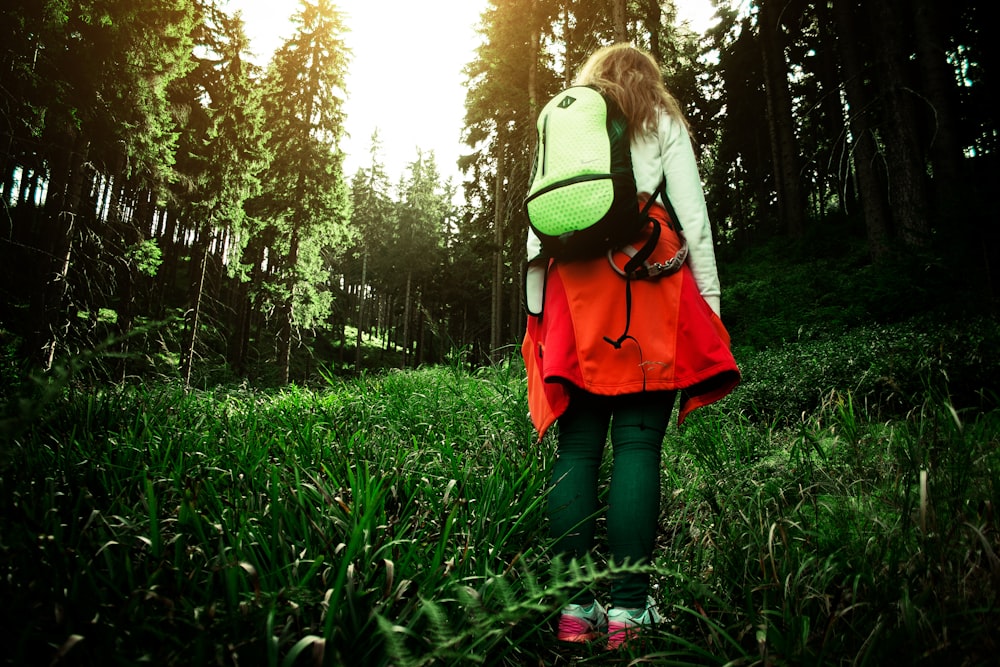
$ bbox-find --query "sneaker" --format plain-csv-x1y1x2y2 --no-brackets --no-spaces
557,600,608,643
606,597,662,650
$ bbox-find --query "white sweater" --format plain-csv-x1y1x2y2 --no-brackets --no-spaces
527,110,722,317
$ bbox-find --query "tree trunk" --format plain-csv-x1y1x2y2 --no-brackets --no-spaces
279,227,300,384
562,8,573,86
15,167,31,208
403,270,413,367
182,221,212,386
38,135,90,370
833,0,891,259
416,298,425,366
816,1,847,220
758,0,805,239
157,209,180,317
911,0,962,205
644,0,662,62
1,156,15,207
490,129,506,361
355,250,368,371
232,233,265,377
116,186,155,382
528,11,539,114
611,0,627,43
510,258,522,349
867,0,930,248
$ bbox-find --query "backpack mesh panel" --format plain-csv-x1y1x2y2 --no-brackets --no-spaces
527,179,615,236
526,86,639,259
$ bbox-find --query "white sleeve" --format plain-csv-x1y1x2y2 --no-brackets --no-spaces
651,114,721,317
526,227,544,263
524,228,546,315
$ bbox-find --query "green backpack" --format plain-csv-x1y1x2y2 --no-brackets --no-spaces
525,85,665,263
525,85,693,349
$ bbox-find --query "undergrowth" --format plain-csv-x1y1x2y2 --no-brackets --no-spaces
1,316,998,666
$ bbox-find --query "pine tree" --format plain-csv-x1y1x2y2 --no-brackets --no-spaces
171,4,271,384
256,0,351,383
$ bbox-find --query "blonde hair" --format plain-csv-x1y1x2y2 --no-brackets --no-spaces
575,43,689,139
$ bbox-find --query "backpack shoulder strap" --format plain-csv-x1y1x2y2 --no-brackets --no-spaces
616,177,668,277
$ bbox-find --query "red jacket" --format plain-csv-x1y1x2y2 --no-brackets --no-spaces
522,202,740,439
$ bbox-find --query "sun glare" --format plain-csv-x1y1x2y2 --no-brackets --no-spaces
224,0,718,184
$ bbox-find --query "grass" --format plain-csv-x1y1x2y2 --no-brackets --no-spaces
1,324,998,666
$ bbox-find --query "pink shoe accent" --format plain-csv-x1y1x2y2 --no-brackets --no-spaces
557,614,600,642
606,620,638,650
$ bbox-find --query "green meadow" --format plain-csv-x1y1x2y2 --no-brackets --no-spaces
2,312,998,666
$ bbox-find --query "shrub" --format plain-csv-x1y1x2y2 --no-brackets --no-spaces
726,315,1000,423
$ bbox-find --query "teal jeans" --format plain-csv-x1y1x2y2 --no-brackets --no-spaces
548,389,676,608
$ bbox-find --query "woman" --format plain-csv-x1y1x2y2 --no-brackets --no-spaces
521,43,740,650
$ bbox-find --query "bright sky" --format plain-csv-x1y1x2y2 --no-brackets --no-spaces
223,0,718,186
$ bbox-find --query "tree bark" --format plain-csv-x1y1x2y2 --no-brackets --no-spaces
279,227,300,384
758,0,805,239
355,250,368,371
912,0,962,205
644,0,662,62
833,0,891,259
15,168,31,208
611,0,627,43
562,8,573,86
1,156,16,207
232,233,265,377
815,1,848,221
182,220,212,386
403,270,413,367
490,126,507,362
157,209,180,318
529,9,539,114
867,0,930,248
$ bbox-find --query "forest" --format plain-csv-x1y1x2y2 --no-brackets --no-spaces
2,1,999,665
2,0,995,386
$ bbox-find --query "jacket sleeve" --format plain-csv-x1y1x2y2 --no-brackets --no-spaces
526,227,544,262
524,229,547,316
655,114,721,317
